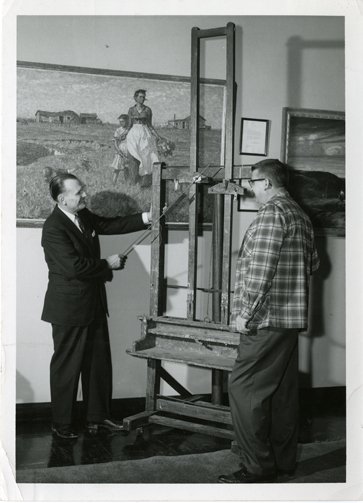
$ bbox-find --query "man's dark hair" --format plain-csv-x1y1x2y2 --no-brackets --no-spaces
49,173,80,202
251,159,289,188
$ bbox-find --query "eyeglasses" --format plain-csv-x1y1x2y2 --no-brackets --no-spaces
248,178,265,188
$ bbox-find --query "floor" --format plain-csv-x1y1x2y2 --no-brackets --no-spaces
16,397,345,472
16,421,232,470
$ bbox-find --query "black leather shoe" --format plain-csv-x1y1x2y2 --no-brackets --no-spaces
86,418,128,435
51,424,79,440
218,467,277,484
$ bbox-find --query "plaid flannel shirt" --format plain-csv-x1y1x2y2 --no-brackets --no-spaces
230,189,320,331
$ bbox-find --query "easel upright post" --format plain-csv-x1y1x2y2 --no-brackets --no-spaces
187,27,200,320
221,22,235,325
150,162,165,317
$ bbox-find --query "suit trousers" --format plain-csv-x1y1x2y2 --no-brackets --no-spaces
229,327,299,476
50,312,112,425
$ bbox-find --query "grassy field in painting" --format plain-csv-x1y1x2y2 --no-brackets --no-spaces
17,123,222,221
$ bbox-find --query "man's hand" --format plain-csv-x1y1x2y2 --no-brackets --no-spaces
235,315,250,334
118,254,127,270
106,254,127,270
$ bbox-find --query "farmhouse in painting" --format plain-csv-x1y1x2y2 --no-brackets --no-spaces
167,114,211,130
79,113,102,124
35,110,102,125
35,110,80,124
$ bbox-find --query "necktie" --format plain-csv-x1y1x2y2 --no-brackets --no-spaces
75,214,86,234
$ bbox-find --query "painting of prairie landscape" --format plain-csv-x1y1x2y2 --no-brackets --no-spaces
17,62,225,225
282,108,345,236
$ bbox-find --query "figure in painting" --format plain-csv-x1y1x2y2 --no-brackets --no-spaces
126,89,161,187
110,114,129,184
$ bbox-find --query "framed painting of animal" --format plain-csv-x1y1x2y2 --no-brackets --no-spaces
281,107,345,236
16,61,226,226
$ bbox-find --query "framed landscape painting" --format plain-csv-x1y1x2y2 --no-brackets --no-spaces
17,61,226,226
281,107,345,236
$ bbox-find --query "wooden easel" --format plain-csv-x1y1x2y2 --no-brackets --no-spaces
123,23,250,439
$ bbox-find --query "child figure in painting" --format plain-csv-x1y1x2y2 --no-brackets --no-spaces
110,114,129,184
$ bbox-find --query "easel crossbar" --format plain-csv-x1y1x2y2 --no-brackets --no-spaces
148,325,239,346
149,416,234,440
161,165,252,180
156,397,233,425
127,348,237,371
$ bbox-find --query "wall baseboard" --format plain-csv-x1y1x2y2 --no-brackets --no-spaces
16,387,345,425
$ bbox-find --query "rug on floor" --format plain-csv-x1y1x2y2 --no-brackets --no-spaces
16,439,345,484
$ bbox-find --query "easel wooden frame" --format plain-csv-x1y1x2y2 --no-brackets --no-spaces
123,23,249,439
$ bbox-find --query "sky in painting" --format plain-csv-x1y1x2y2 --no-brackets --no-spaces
17,67,224,128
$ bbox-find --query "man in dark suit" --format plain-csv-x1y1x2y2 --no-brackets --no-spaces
41,173,150,439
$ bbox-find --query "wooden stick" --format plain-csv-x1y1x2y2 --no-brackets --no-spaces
120,165,215,257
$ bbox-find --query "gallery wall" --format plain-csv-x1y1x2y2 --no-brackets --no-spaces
16,15,345,403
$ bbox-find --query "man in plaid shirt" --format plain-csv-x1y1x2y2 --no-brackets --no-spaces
219,159,319,484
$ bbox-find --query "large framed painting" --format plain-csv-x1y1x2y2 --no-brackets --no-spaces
17,61,226,226
281,107,345,236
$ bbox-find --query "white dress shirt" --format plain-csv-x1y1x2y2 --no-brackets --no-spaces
58,205,83,231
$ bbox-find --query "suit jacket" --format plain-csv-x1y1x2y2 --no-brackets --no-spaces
41,206,146,326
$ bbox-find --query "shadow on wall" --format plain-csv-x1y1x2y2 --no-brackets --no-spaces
104,236,152,397
298,235,332,388
286,36,344,108
310,235,332,337
16,371,34,404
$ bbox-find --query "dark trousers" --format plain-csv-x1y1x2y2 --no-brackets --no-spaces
229,328,299,476
50,314,112,425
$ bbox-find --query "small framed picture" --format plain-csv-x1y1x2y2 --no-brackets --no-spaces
237,179,259,212
240,118,270,156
